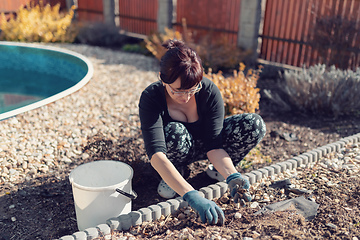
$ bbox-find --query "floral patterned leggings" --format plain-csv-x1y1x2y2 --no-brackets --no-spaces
163,113,266,174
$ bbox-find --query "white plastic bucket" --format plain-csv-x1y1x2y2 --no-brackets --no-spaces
69,160,136,231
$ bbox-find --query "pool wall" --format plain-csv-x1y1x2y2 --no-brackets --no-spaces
0,42,94,121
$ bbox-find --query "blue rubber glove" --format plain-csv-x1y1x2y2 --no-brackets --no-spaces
183,190,225,225
226,173,252,203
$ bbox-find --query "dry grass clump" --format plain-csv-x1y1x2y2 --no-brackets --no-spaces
0,1,76,42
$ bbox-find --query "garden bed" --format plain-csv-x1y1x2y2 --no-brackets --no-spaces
0,44,360,239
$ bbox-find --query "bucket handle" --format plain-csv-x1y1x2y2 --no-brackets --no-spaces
116,188,137,200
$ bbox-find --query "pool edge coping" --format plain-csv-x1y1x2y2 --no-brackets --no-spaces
57,132,360,239
0,42,94,121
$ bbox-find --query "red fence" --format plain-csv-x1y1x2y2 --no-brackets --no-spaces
75,0,240,44
2,0,360,70
175,0,241,45
118,0,158,35
260,0,360,70
77,0,103,23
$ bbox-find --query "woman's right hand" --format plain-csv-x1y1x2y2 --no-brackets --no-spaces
182,190,225,225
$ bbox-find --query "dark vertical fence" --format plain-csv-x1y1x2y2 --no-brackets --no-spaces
174,0,241,45
118,0,158,36
77,0,104,22
259,0,360,70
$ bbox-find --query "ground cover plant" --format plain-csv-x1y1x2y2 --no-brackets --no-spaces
264,64,360,118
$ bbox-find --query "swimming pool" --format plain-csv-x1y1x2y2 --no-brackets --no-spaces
0,42,93,121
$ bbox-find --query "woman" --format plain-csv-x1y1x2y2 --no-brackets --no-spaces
139,39,266,225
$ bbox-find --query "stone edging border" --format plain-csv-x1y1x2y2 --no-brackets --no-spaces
57,132,360,240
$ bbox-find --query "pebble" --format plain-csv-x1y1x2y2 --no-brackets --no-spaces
0,44,158,185
234,212,242,219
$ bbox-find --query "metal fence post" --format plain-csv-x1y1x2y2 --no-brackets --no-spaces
157,0,173,33
65,0,77,20
238,0,262,61
65,0,75,10
103,0,115,25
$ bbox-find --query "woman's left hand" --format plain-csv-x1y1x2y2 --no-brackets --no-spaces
226,172,252,203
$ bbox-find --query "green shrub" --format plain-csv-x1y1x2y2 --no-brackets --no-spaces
264,64,360,118
0,2,76,43
121,43,149,55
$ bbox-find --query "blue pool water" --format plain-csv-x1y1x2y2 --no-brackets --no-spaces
0,42,93,120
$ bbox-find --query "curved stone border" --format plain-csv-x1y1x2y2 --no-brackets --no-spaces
0,42,94,121
57,133,360,240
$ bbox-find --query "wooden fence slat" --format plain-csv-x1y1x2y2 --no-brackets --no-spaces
260,0,360,70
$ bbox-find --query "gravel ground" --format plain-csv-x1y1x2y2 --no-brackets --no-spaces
112,142,360,240
0,43,159,186
1,43,359,240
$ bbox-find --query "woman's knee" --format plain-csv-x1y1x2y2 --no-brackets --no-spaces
248,113,266,140
164,122,192,152
226,113,266,142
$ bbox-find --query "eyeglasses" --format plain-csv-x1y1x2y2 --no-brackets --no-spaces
166,82,202,97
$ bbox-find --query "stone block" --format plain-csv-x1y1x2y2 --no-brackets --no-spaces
157,202,171,216
287,159,298,169
175,196,189,208
84,227,99,239
269,164,281,174
148,204,162,220
166,199,180,214
96,223,111,237
275,162,287,172
215,181,228,195
129,211,142,226
292,156,304,166
119,214,132,231
258,168,269,178
106,217,121,230
244,173,256,184
138,207,152,222
284,161,293,170
208,184,221,199
72,231,87,240
59,236,75,240
200,187,213,200
263,166,274,177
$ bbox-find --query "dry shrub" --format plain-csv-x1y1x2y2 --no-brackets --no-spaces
145,18,251,72
145,27,187,61
205,63,262,116
194,34,252,72
264,64,360,118
0,1,76,42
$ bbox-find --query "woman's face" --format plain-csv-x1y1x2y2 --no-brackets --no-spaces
164,78,199,104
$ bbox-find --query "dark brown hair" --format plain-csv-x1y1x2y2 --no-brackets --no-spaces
159,39,203,89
